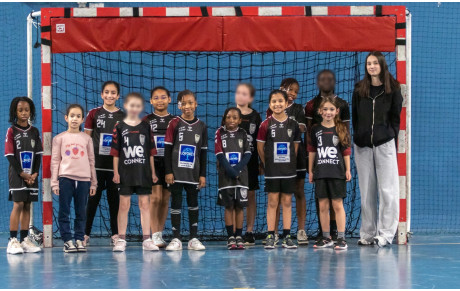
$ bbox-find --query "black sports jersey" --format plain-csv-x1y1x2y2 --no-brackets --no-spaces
85,106,125,170
110,120,156,187
240,110,262,155
143,112,174,158
5,125,43,191
307,125,351,180
214,126,251,190
257,116,301,179
305,95,350,126
165,117,208,185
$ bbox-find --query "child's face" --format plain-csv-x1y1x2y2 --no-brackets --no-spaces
317,73,335,94
180,95,197,117
235,85,253,107
16,101,30,123
150,89,171,112
124,98,144,118
65,108,84,130
101,84,119,107
320,102,339,122
366,55,381,77
269,93,287,115
225,110,241,131
282,83,299,104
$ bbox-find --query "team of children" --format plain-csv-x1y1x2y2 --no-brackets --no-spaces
6,71,353,254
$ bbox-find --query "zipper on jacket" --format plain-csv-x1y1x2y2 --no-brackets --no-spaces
368,90,385,145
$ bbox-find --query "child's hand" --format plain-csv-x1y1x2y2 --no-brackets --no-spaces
20,172,32,182
89,188,96,196
53,188,60,195
198,176,206,189
346,170,352,182
113,172,120,184
152,174,158,184
165,174,174,185
309,172,314,184
27,173,38,185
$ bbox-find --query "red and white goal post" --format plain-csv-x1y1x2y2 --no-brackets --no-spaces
35,5,411,247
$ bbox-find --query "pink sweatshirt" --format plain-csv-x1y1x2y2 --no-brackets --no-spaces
51,131,97,191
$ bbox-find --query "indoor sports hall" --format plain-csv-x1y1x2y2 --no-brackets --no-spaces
0,1,458,289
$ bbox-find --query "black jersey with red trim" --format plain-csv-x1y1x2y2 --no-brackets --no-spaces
143,112,174,158
110,120,156,187
257,116,301,179
5,125,43,191
214,126,251,190
85,106,125,170
164,117,208,185
305,95,350,126
307,124,351,180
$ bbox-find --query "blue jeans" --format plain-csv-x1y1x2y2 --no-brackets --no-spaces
58,177,90,242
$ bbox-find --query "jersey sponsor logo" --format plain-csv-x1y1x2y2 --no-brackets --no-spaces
249,123,256,134
20,151,33,174
333,135,339,146
226,152,241,166
274,142,290,163
99,133,113,155
287,129,292,137
122,145,146,165
317,146,339,165
238,139,243,148
178,144,196,169
154,135,165,156
140,134,145,146
195,134,200,143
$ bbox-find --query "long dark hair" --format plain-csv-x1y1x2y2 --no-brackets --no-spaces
318,96,350,148
9,97,36,124
221,107,242,127
356,51,400,97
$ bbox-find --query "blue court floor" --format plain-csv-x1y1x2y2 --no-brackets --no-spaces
0,235,459,289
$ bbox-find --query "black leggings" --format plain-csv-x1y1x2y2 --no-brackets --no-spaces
169,183,199,240
85,170,119,236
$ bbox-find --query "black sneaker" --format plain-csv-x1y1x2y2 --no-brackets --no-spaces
235,236,245,250
264,234,275,249
313,237,334,248
243,232,255,246
75,240,87,252
335,237,348,250
282,235,298,249
63,240,77,253
227,236,237,250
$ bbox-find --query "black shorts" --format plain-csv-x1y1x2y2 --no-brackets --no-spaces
315,178,347,199
265,178,296,194
9,189,38,202
247,155,260,191
153,158,167,188
118,186,152,196
217,187,248,209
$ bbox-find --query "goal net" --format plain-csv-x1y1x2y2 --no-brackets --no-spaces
40,5,409,246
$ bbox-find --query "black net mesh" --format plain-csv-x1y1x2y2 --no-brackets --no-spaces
51,51,396,240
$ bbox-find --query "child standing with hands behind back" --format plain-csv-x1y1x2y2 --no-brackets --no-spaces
51,104,97,253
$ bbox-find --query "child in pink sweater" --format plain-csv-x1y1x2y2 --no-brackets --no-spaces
51,104,97,253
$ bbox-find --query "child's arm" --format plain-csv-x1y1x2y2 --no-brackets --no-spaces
50,135,62,195
149,130,158,183
150,156,158,183
84,109,94,137
110,126,121,184
256,120,268,167
294,123,301,156
257,142,265,166
164,119,177,185
198,125,208,189
344,155,351,182
307,127,317,184
112,157,120,184
87,137,97,195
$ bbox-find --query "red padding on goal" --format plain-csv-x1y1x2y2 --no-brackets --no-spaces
50,17,223,53
50,15,395,53
397,153,406,176
399,199,407,222
42,201,53,225
223,16,395,52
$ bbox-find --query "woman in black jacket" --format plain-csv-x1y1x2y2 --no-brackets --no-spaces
352,51,403,247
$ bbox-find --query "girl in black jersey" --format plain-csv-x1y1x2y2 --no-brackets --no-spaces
5,97,42,254
143,86,174,248
308,96,351,250
215,107,251,250
110,93,159,252
234,83,261,245
257,90,300,249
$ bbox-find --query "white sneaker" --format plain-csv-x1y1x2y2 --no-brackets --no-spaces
111,235,119,246
166,238,182,251
142,238,159,251
358,238,374,245
21,237,41,253
152,232,167,248
7,238,24,255
83,235,90,247
374,236,388,248
113,238,127,252
297,229,309,245
188,238,206,251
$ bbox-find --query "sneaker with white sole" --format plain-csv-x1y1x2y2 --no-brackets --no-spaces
143,238,160,251
274,234,279,245
282,235,298,249
374,236,388,248
83,235,90,247
63,240,77,253
297,229,309,245
21,237,41,253
75,240,87,252
111,235,119,246
7,238,24,255
358,238,375,246
152,232,167,248
188,238,206,251
166,238,182,251
113,238,127,252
